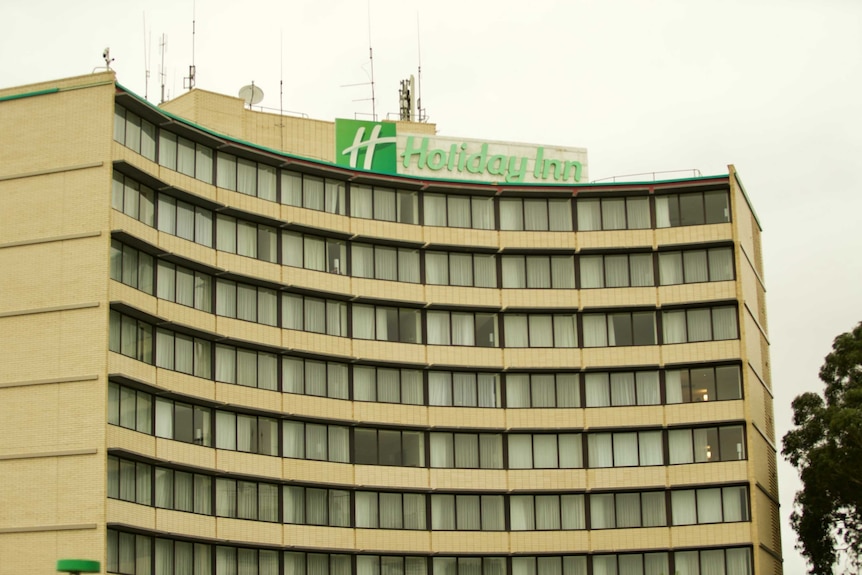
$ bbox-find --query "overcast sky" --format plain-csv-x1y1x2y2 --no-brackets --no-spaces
3,0,862,572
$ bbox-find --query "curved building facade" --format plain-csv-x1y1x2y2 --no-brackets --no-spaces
0,72,781,575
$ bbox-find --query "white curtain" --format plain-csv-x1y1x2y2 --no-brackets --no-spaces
324,180,344,214
379,492,403,528
328,426,350,463
431,494,455,530
605,255,629,287
534,435,558,468
723,486,748,522
378,369,400,403
454,434,479,468
305,423,327,460
662,311,687,344
429,372,452,406
590,494,615,529
449,254,473,286
404,493,426,529
641,492,667,527
627,197,651,229
177,201,195,240
195,207,213,247
709,248,734,281
237,221,257,258
613,433,639,466
283,358,303,394
526,257,551,288
602,199,626,230
535,495,561,529
424,194,447,226
697,488,723,523
305,298,326,334
684,251,709,283
427,312,451,345
551,256,575,288
399,249,420,283
282,421,304,458
352,305,375,339
559,434,583,468
504,315,529,347
351,185,373,217
236,349,257,387
577,199,601,231
725,549,752,575
500,199,523,230
687,309,712,342
700,551,727,575
636,372,661,405
375,247,398,280
557,374,580,407
456,495,481,530
303,176,324,210
668,429,693,464
452,313,475,346
281,172,303,206
425,252,449,285
353,366,376,401
712,307,738,340
561,494,585,529
672,491,697,525
510,496,535,530
352,244,374,278
474,254,497,287
585,373,610,407
630,253,654,286
282,231,303,268
236,284,256,322
217,280,237,318
506,375,531,407
447,196,471,228
477,374,500,407
580,256,604,288
375,188,397,221
471,197,495,229
655,196,671,228
583,315,608,348
215,345,236,383
588,433,613,468
508,435,533,468
304,236,325,271
452,373,477,406
502,257,526,288
665,370,683,404
480,434,502,468
328,363,349,399
258,354,277,391
549,198,573,231
430,433,454,467
401,370,424,405
611,373,636,406
355,491,378,527
531,375,556,407
639,431,664,466
524,199,549,230
615,493,641,527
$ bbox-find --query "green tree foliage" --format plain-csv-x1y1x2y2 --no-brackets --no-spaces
783,322,862,574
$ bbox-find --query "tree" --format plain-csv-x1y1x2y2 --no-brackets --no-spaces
783,321,862,574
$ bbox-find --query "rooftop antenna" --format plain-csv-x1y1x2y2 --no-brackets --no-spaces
142,13,151,100
102,47,114,71
159,33,167,103
183,1,196,90
367,0,377,120
239,82,264,109
416,13,427,122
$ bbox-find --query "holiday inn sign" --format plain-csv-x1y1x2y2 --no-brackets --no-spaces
335,119,588,184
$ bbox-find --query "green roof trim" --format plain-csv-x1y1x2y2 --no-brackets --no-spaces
0,87,59,102
115,82,729,189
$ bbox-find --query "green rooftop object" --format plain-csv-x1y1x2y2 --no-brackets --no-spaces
56,559,100,574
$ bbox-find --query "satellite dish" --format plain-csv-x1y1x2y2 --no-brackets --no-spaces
238,83,264,106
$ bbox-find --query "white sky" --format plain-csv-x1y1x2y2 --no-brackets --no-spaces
3,0,862,572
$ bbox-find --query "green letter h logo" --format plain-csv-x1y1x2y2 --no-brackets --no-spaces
335,119,397,174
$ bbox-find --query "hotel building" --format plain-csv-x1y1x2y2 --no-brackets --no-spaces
0,72,781,575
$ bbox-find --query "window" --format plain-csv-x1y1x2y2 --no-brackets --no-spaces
509,494,585,530
215,478,280,522
671,485,750,525
582,311,657,347
153,465,212,515
429,432,503,469
588,491,667,529
674,548,753,575
216,215,278,262
587,431,664,468
659,246,734,285
423,193,495,229
284,485,350,526
666,364,742,403
283,357,349,399
157,260,213,312
500,197,573,231
426,310,499,347
577,196,650,230
590,553,669,575
157,196,214,247
353,304,422,343
428,371,501,407
110,240,154,294
352,243,421,283
354,428,426,467
282,172,345,214
213,279,278,326
508,433,583,469
505,373,581,407
114,105,156,161
354,366,424,405
662,305,738,343
425,251,498,288
216,152,276,200
356,491,427,530
111,171,155,226
511,556,587,575
282,231,346,274
214,344,278,390
108,381,153,433
109,310,154,364
656,190,730,228
283,421,350,463
579,253,654,288
155,329,212,379
215,411,279,455
350,185,416,223
668,425,746,464
107,455,152,505
503,314,577,348
501,255,575,289
431,494,505,530
155,397,212,446
584,371,661,407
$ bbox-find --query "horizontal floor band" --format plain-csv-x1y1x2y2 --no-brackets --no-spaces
0,523,97,534
0,302,100,318
0,161,104,183
0,374,98,389
0,448,98,462
0,230,102,250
